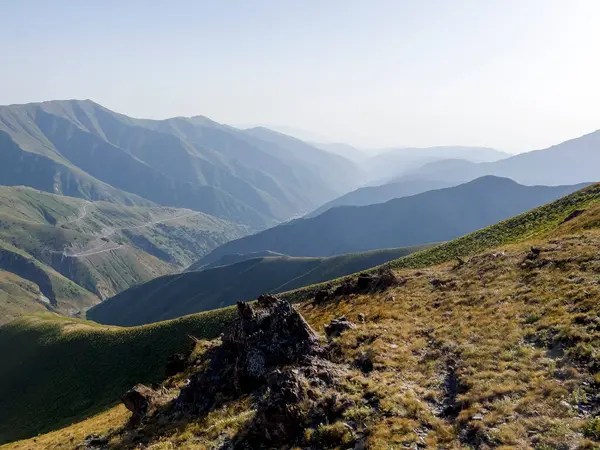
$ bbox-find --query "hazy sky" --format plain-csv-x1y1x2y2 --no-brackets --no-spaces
1,0,599,153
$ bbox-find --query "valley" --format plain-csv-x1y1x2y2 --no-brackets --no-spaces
2,103,600,449
3,184,600,448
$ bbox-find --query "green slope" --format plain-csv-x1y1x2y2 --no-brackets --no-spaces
0,186,248,322
87,245,433,326
2,184,600,444
0,310,234,444
0,241,99,323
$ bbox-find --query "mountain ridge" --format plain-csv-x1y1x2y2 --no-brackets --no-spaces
196,176,591,266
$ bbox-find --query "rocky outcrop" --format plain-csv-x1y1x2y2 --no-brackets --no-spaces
174,295,354,448
314,268,400,304
178,295,324,407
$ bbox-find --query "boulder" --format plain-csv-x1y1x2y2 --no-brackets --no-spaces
122,384,156,424
324,316,356,339
223,295,322,388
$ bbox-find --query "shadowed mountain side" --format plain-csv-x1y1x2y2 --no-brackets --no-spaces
197,177,591,266
187,250,287,271
87,245,432,326
307,179,455,218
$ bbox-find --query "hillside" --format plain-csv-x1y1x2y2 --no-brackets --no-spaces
0,186,248,323
397,129,600,186
0,100,360,228
196,176,589,265
87,245,433,326
4,185,600,448
0,310,234,444
188,250,287,270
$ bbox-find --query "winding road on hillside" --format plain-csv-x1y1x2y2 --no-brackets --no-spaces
49,209,202,258
59,201,93,226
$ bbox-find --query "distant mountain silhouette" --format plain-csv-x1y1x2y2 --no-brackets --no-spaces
397,131,600,186
366,146,509,182
307,179,455,217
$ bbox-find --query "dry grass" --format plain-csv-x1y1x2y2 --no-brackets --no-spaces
7,216,600,448
2,406,129,450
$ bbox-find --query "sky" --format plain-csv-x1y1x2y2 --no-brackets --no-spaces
1,0,599,153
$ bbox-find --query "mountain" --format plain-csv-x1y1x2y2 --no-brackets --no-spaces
87,245,433,326
195,177,590,266
366,146,509,182
242,127,361,195
398,130,600,186
0,100,360,228
4,183,600,447
306,178,455,217
0,186,248,323
311,142,368,163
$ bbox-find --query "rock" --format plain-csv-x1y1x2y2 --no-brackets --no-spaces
357,313,366,323
223,295,322,389
165,352,188,377
176,295,354,448
354,437,367,450
179,295,324,408
77,434,108,449
122,384,156,424
324,316,356,339
320,268,399,303
561,209,585,224
472,413,484,421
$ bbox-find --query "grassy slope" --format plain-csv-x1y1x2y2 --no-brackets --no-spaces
6,200,600,449
87,244,433,326
0,270,50,324
0,309,235,444
0,240,99,324
0,186,248,321
2,184,600,446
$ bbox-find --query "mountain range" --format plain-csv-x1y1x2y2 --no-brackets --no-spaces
0,100,361,229
394,130,600,186
195,176,590,265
